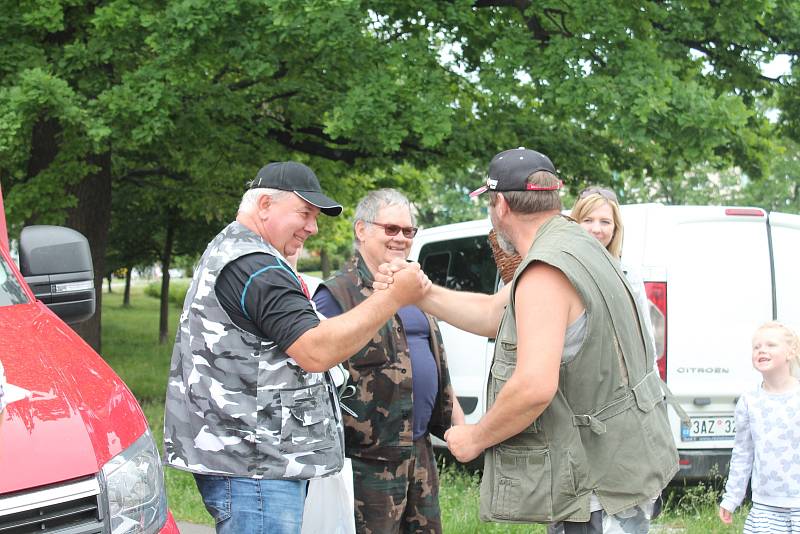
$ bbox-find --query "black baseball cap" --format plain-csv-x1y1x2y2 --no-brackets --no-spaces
469,147,561,197
251,161,343,216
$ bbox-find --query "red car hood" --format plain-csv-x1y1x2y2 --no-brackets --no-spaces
0,303,147,494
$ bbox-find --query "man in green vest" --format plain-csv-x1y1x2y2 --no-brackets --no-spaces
404,148,678,533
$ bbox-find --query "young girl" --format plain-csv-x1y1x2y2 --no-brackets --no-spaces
719,321,800,532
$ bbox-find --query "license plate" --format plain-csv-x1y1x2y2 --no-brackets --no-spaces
681,416,736,441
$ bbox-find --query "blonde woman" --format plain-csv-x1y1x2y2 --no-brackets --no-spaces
570,187,657,357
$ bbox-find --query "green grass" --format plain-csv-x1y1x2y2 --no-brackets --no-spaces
101,284,178,403
143,279,192,307
437,460,546,533
100,283,752,531
436,458,750,533
655,479,750,533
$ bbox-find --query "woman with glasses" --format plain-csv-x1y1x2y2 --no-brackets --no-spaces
313,188,464,534
570,187,658,358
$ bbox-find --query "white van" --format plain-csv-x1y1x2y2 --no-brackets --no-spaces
409,204,800,480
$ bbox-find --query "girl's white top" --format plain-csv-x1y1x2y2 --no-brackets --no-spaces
721,383,800,511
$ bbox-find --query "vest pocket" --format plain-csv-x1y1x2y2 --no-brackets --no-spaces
631,371,664,413
278,384,337,453
489,361,541,435
499,341,517,352
348,349,390,369
489,445,552,521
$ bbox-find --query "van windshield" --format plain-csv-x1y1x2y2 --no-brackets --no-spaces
0,255,28,306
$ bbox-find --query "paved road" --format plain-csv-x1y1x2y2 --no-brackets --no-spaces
177,521,214,534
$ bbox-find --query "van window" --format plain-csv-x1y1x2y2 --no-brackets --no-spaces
0,255,28,306
420,236,498,294
422,251,450,287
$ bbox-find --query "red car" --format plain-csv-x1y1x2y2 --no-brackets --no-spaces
0,186,179,533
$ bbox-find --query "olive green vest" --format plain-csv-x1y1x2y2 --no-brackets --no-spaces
480,215,678,524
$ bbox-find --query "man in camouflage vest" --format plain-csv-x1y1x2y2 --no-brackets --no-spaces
163,162,430,534
388,148,677,534
313,189,464,534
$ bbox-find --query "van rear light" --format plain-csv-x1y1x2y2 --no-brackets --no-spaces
645,282,667,382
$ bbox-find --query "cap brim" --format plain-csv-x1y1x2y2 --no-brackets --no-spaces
469,185,489,198
294,191,343,216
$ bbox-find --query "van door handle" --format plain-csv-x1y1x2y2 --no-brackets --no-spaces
693,397,711,406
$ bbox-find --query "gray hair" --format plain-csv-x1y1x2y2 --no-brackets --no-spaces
238,188,290,214
353,189,415,247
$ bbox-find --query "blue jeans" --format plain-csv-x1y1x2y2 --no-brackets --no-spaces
194,474,308,534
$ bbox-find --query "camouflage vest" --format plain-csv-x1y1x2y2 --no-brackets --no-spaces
323,253,454,461
480,216,678,523
163,221,344,479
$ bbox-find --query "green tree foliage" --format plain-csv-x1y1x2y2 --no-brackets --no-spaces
2,0,799,347
738,139,800,213
0,1,464,347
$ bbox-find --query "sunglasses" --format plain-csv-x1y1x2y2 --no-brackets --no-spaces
579,186,618,203
367,221,419,239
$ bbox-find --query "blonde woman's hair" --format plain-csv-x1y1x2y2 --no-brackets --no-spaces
755,321,800,375
570,193,624,258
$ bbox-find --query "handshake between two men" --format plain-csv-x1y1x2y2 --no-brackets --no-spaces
374,258,508,464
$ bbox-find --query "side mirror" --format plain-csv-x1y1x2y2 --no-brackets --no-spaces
19,225,95,324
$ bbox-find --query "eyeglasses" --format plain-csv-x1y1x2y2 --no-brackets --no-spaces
366,221,419,239
579,186,618,203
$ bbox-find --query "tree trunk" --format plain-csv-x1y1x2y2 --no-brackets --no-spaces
123,266,132,307
321,248,331,279
107,273,113,293
159,219,175,344
65,152,113,353
26,114,112,353
26,118,61,190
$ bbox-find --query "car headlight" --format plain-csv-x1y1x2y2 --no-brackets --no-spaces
101,429,168,534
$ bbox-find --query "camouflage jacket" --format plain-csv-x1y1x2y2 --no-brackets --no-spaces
163,221,344,479
323,253,454,462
